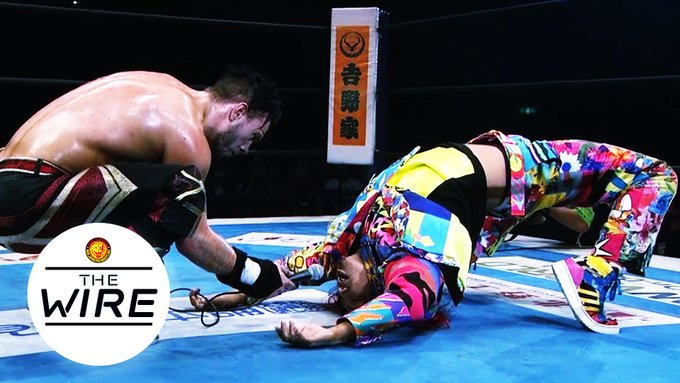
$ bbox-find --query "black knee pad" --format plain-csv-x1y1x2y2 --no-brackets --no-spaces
112,164,206,256
156,165,206,238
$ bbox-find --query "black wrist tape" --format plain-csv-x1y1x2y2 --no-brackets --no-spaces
216,247,283,298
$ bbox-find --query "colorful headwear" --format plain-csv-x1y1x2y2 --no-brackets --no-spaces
322,146,420,251
293,147,422,295
324,190,380,264
359,185,477,300
357,201,402,294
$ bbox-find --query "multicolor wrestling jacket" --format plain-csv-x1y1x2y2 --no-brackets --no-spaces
283,143,489,345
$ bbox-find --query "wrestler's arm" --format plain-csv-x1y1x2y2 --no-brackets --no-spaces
177,218,296,299
175,216,236,275
275,320,355,347
187,243,326,311
159,129,232,273
339,256,444,346
544,206,594,234
187,258,296,311
160,127,295,298
189,287,248,311
276,256,444,347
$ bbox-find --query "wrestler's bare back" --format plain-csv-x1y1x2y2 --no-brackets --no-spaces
465,143,508,209
0,71,212,175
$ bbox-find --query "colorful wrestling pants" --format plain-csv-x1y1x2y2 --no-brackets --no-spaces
0,158,206,255
470,130,678,276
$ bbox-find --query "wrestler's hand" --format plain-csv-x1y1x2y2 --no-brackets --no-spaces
263,259,297,299
189,288,206,310
194,260,296,310
275,320,355,347
274,258,294,279
194,259,297,310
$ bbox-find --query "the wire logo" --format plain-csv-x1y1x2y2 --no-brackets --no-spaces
27,223,170,366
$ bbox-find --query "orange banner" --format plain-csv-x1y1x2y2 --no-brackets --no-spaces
331,26,369,146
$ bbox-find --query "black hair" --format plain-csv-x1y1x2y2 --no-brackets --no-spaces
209,64,282,126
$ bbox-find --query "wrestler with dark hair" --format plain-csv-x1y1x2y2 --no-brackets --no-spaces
191,130,677,346
0,66,295,299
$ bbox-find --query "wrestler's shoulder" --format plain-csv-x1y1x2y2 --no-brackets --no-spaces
87,71,190,92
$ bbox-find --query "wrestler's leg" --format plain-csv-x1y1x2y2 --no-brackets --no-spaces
103,163,206,256
548,140,627,334
0,168,70,252
0,162,204,255
552,158,677,333
595,162,678,276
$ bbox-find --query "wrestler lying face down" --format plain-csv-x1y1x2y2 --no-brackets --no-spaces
192,143,485,347
192,130,677,346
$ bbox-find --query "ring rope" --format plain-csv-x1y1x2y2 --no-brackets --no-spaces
0,2,327,30
391,0,566,28
388,74,680,94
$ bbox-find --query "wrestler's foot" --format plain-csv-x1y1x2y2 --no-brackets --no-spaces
552,255,623,334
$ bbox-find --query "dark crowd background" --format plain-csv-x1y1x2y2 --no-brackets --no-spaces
1,0,679,254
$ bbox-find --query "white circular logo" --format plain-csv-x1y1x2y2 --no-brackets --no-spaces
27,223,170,366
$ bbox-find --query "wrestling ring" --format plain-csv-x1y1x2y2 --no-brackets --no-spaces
1,2,679,382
